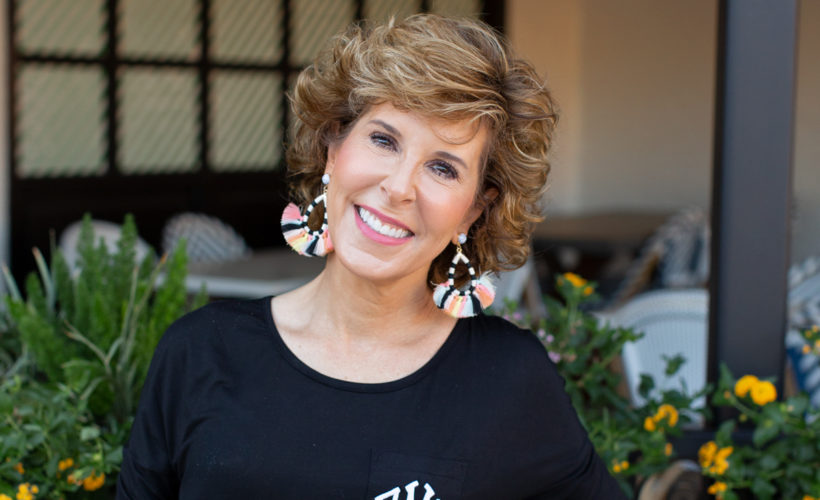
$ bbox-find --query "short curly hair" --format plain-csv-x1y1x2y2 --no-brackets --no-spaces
287,14,557,286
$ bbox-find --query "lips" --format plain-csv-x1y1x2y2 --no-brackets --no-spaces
356,205,413,239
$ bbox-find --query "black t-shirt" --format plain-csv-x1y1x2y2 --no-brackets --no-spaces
117,298,623,499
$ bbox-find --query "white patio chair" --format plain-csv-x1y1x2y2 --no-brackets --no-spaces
59,219,152,272
596,288,709,422
493,254,546,319
162,212,251,264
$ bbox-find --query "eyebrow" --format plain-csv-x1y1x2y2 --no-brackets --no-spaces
368,119,469,171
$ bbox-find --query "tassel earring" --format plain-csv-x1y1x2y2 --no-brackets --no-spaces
281,173,333,257
433,233,495,318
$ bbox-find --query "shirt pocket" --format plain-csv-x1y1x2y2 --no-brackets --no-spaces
366,451,468,500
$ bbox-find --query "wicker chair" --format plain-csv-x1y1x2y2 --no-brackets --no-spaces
596,288,709,419
162,212,251,264
493,254,546,318
605,207,709,310
59,219,152,272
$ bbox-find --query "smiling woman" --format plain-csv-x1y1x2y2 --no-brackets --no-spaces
117,14,624,500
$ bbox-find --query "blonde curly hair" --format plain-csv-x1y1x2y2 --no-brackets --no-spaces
287,14,557,286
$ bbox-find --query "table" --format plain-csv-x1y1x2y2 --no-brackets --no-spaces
185,248,325,298
532,211,672,285
533,211,671,254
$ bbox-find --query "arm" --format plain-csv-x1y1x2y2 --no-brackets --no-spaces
116,331,184,499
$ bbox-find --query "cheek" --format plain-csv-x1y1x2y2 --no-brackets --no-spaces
418,182,477,232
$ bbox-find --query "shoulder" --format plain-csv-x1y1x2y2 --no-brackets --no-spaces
462,313,549,363
457,313,561,387
155,297,273,359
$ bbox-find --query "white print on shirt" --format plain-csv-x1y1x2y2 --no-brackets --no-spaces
374,479,440,500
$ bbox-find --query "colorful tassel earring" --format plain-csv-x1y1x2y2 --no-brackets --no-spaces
433,234,495,318
281,173,333,257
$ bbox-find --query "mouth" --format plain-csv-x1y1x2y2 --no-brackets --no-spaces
355,205,414,241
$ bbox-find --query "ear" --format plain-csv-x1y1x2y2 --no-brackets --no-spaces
325,140,339,177
454,187,499,244
325,123,343,176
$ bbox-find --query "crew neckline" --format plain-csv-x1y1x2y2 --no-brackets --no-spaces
262,296,466,393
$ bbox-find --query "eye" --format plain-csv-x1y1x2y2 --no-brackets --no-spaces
369,132,396,150
429,160,459,180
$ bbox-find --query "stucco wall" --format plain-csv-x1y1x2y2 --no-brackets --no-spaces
508,0,819,262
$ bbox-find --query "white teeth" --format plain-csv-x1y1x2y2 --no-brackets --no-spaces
358,207,411,239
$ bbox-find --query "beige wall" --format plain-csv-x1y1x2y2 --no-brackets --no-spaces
508,0,716,215
508,0,819,262
793,0,820,263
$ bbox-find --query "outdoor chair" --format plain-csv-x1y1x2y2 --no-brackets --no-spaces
596,288,708,423
785,255,820,407
494,254,546,318
59,219,152,272
604,207,710,310
162,212,251,264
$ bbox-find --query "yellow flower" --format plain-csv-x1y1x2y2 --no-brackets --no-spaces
583,286,594,296
708,446,733,475
13,463,24,475
0,494,11,500
815,339,820,349
664,443,673,456
57,458,74,472
708,481,727,495
644,416,657,432
611,460,628,473
699,441,717,467
82,471,105,492
804,344,812,354
750,380,777,405
16,483,34,500
802,495,815,500
656,404,679,427
562,272,587,288
734,374,759,397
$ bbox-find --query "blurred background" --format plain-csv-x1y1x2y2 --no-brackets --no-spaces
0,0,817,304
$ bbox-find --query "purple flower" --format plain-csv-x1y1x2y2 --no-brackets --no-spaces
548,351,562,363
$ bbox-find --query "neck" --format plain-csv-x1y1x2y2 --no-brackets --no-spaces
305,254,449,344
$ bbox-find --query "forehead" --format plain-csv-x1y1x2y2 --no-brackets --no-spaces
358,102,489,152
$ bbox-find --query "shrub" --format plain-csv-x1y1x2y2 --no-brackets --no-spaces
0,214,206,497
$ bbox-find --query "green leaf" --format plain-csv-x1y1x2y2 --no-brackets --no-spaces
80,426,101,441
638,374,655,399
752,418,780,446
751,476,777,499
662,354,686,376
757,453,779,471
716,419,735,444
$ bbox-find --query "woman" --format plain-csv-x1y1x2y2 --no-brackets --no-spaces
118,14,622,499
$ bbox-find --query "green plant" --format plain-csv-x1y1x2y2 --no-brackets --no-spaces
0,376,122,499
496,273,707,496
1,214,207,494
698,337,820,500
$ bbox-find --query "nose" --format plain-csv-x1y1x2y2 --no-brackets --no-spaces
380,161,417,204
